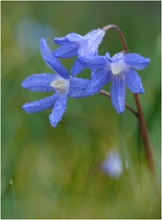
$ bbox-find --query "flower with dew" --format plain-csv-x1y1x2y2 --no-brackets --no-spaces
53,29,105,76
101,151,123,179
80,52,150,113
22,38,91,127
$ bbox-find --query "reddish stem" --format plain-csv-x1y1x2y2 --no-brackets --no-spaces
102,24,156,178
99,90,138,117
134,94,156,176
102,24,129,52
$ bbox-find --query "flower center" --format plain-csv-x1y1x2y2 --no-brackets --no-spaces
50,77,70,93
110,60,126,76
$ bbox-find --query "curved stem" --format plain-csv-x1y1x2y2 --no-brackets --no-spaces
102,24,129,53
102,24,156,178
99,89,138,117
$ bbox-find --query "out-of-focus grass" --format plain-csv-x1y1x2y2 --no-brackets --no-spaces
2,1,161,219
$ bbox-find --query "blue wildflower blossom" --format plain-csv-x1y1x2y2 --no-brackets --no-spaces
81,52,150,113
53,29,105,76
22,38,90,127
101,151,123,179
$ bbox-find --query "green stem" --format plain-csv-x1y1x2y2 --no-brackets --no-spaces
10,179,17,218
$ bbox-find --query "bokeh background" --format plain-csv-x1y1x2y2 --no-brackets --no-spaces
2,1,161,219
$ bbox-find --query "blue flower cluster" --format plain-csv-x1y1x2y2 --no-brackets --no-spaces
22,28,150,127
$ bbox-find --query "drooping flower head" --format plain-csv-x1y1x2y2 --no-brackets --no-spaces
81,52,150,113
22,38,91,127
53,29,105,76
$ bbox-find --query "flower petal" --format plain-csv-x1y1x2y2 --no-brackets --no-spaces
22,93,59,113
84,29,105,48
70,77,90,97
40,38,53,58
78,41,100,57
53,44,78,58
125,68,144,93
124,53,150,70
86,68,112,95
49,94,68,127
105,52,111,59
53,29,105,58
111,76,126,113
65,33,83,42
21,73,56,92
80,55,106,70
84,28,105,37
78,29,105,56
54,37,67,45
43,55,69,79
71,58,85,76
54,33,83,45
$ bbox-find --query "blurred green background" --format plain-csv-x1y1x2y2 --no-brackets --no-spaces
2,1,161,219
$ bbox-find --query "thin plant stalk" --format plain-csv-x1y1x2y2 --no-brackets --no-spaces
101,24,156,179
134,94,155,176
99,89,138,117
10,179,17,218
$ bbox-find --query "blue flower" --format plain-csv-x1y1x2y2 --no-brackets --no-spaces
22,38,91,127
53,29,105,76
101,151,123,179
81,52,150,113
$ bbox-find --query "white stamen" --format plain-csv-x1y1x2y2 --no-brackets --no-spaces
50,77,70,93
110,60,127,76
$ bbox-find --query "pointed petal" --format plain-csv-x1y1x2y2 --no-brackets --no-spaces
124,53,150,70
49,94,68,127
78,30,104,56
86,68,112,95
21,73,56,92
125,68,144,93
105,52,111,59
54,36,67,45
53,45,78,58
40,38,52,59
43,55,69,79
70,77,90,97
54,33,83,44
111,77,126,113
83,29,105,52
22,93,59,113
78,41,91,56
84,28,105,40
79,55,106,70
78,29,105,56
66,33,83,42
71,58,85,76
